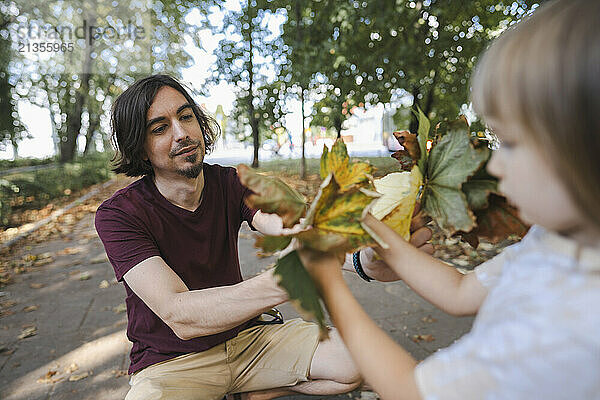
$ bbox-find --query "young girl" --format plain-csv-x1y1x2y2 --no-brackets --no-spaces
299,0,600,398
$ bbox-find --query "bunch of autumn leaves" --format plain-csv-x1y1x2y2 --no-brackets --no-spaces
237,111,527,336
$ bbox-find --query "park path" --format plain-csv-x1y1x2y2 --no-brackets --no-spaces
0,176,474,400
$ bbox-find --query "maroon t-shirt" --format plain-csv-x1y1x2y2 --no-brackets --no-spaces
94,163,257,374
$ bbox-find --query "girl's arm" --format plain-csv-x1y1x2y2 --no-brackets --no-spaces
299,250,422,400
362,213,487,316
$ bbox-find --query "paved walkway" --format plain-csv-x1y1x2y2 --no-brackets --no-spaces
0,178,474,399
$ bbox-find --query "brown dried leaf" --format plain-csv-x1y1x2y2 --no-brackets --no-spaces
69,372,89,381
64,363,79,374
29,283,45,289
237,164,307,228
392,130,420,163
411,334,435,343
113,303,126,314
18,326,37,339
468,194,530,245
37,370,58,384
58,247,83,255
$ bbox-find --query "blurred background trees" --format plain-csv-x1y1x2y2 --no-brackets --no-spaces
0,0,545,166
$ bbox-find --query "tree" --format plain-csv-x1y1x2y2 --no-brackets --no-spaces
8,0,209,162
208,0,288,168
276,0,543,138
341,0,543,131
0,5,26,158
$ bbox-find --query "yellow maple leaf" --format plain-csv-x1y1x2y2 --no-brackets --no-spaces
321,139,375,192
371,166,422,240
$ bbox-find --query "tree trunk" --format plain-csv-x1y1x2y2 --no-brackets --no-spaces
334,111,342,139
248,31,259,168
409,85,421,134
60,41,93,162
84,112,100,155
423,71,437,118
300,86,306,179
11,138,18,160
296,1,306,179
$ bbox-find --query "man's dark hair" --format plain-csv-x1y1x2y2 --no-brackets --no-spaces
110,74,220,177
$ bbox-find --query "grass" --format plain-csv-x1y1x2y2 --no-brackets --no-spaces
0,153,114,228
257,155,401,178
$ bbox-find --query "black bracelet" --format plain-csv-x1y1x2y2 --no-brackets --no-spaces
353,251,373,282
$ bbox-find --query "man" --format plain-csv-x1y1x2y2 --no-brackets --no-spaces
95,74,432,399
95,74,362,400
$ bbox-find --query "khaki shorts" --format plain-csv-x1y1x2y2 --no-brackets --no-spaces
125,318,320,400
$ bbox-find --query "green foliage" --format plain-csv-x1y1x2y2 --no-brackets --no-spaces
5,0,208,162
273,250,327,337
0,153,113,227
0,157,56,171
276,0,541,133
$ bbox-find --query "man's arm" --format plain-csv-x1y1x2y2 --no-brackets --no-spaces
123,256,288,340
362,214,487,316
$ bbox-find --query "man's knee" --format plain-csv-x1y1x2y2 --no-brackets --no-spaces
310,328,362,385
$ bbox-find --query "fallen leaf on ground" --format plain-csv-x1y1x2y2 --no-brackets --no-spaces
23,305,39,312
33,258,54,267
36,370,58,384
64,363,79,374
112,369,127,378
411,334,435,343
69,371,89,381
1,300,17,308
421,315,437,323
79,272,91,281
18,326,37,339
98,280,110,289
113,303,126,314
29,283,45,289
58,247,83,256
89,254,108,264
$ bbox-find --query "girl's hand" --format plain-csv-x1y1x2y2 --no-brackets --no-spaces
297,247,344,286
360,203,434,282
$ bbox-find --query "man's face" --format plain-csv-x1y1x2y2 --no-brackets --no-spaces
144,86,205,179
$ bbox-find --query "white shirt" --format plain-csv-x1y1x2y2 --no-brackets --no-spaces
415,225,600,400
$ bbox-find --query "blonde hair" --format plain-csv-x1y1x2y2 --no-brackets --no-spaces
471,0,600,229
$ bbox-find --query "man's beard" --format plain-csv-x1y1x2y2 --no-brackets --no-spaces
169,138,204,179
176,153,203,179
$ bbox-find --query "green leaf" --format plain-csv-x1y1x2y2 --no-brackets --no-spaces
423,119,490,235
319,144,329,179
273,250,328,339
254,235,292,254
462,166,499,211
415,106,430,173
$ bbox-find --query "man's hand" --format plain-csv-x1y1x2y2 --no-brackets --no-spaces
252,210,309,236
356,203,434,282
